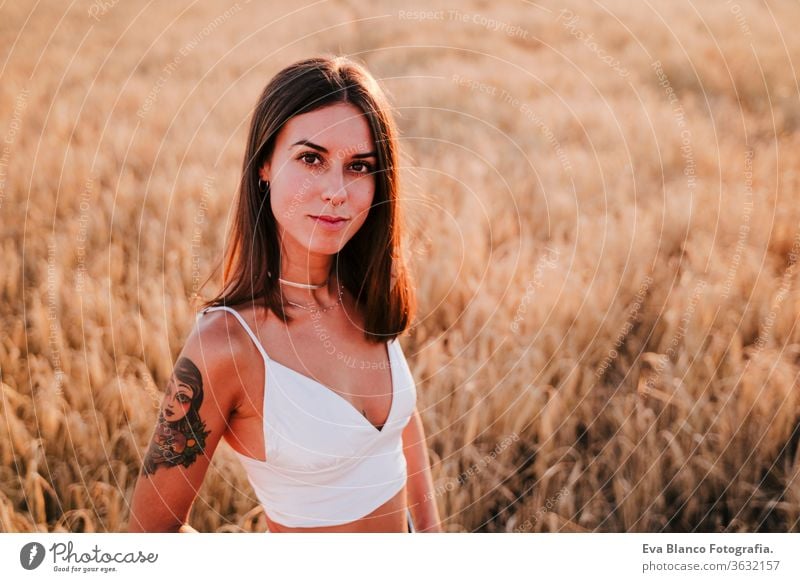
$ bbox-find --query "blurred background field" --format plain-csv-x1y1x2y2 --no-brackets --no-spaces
1,0,800,532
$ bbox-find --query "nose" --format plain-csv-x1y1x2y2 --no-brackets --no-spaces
322,168,347,206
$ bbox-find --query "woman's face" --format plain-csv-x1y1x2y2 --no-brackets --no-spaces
259,102,378,257
162,376,194,422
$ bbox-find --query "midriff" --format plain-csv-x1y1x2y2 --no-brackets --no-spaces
264,484,408,533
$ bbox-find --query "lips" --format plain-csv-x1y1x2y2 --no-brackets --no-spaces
308,214,349,232
310,215,349,223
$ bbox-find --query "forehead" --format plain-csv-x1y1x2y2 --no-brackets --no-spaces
170,377,193,392
279,102,374,153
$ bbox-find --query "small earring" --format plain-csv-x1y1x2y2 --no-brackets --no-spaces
258,178,269,193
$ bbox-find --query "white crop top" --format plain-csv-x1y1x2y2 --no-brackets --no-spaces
196,306,417,528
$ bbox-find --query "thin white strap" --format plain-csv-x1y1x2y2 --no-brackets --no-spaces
197,306,271,364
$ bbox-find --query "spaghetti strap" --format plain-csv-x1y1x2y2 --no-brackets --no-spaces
197,306,271,364
406,508,415,533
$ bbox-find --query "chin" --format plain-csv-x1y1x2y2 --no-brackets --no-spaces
304,231,352,253
305,240,347,256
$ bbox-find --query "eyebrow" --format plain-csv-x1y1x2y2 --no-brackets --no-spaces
290,139,376,158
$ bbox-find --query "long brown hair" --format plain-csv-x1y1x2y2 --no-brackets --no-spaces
200,55,415,342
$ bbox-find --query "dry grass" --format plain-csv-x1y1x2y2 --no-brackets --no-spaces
1,0,800,532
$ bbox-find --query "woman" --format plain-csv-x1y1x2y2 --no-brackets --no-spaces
128,55,442,533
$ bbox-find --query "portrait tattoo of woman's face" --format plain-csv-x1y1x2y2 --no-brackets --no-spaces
142,357,211,476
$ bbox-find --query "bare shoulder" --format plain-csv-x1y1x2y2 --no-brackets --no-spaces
187,307,261,401
192,307,254,352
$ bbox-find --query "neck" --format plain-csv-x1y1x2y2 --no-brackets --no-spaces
278,255,338,306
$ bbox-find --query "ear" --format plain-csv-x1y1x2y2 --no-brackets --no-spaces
258,161,270,182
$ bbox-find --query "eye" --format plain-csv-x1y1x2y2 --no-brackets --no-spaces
350,161,372,174
176,393,191,404
299,152,322,166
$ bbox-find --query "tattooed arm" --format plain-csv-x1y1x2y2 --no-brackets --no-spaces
128,314,244,533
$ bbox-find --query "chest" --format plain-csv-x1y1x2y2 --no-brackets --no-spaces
224,320,405,462
262,337,417,470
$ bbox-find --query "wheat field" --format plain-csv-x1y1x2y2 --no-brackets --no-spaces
1,0,800,533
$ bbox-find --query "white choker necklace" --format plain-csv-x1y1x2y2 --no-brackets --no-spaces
278,277,327,290
267,270,328,290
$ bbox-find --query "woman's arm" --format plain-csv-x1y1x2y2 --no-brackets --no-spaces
128,316,242,532
402,407,442,532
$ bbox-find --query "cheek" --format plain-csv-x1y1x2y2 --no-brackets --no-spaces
269,167,314,215
348,185,376,225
